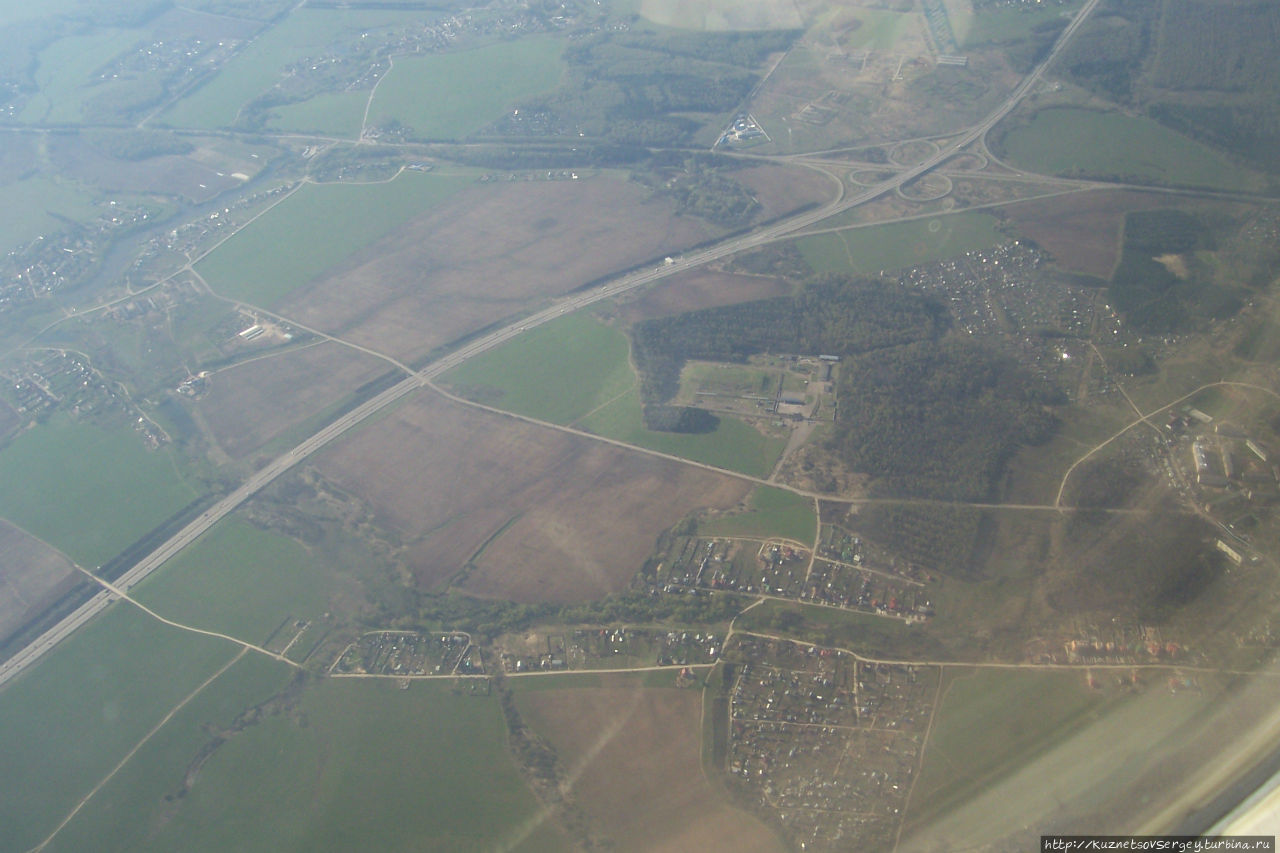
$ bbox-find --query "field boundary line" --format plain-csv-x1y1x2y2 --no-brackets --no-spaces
28,647,249,853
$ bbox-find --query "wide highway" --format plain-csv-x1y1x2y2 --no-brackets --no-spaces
0,0,1101,691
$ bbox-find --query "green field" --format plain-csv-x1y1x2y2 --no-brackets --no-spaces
264,91,368,137
735,599,940,660
579,387,786,479
908,668,1114,825
844,10,913,50
58,679,559,852
0,175,101,254
195,170,474,305
678,362,777,402
134,519,344,647
18,27,142,125
0,0,79,23
442,313,634,424
45,653,294,853
159,8,420,130
964,1,1083,46
700,485,816,544
0,605,241,853
997,108,1256,191
368,36,565,140
796,212,1005,276
0,417,199,567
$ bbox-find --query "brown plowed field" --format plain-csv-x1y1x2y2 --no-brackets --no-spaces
734,161,840,222
1002,190,1214,279
194,342,391,458
279,175,718,365
0,520,79,641
618,269,791,324
314,391,751,601
519,684,786,853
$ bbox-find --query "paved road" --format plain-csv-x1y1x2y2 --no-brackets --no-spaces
0,0,1102,691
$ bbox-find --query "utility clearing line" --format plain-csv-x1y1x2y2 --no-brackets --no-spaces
29,648,249,853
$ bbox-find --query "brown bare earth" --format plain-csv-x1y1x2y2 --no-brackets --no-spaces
280,175,718,365
193,342,391,459
1001,190,1204,279
617,268,792,324
314,390,751,601
733,162,840,222
518,684,787,853
0,520,79,641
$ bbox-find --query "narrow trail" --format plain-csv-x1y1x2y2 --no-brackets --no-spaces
28,647,249,853
1055,380,1280,507
71,565,302,670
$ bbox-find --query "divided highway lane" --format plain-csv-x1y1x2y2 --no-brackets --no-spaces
0,0,1102,691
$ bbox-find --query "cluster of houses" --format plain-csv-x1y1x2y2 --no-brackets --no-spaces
725,637,935,850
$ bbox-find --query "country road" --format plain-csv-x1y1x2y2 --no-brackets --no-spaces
0,0,1103,691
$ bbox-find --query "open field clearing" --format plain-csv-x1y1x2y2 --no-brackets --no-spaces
0,416,198,567
47,135,272,204
195,170,474,306
192,342,390,459
442,314,633,425
996,108,1257,191
279,174,718,364
618,269,792,323
44,654,294,853
0,175,100,254
907,668,1110,826
579,387,787,479
743,24,1015,154
133,518,354,648
17,27,141,125
963,0,1084,47
900,674,1233,850
315,391,751,601
840,8,915,51
795,211,1005,276
0,605,240,853
635,0,802,30
367,36,565,140
55,678,558,853
699,485,816,544
0,520,78,642
158,8,421,130
263,91,367,137
0,0,78,23
730,162,840,223
518,684,787,852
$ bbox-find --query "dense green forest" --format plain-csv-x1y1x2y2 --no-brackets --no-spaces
1054,0,1153,101
831,339,1060,501
507,28,798,146
630,274,947,429
1108,210,1239,333
1146,0,1280,172
1053,0,1280,174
